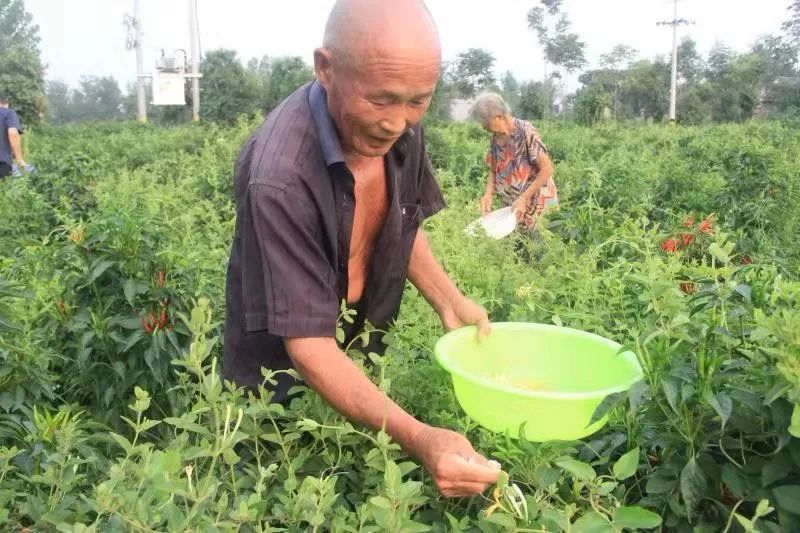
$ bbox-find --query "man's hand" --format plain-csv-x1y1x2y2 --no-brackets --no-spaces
480,192,493,215
438,295,490,339
408,425,501,497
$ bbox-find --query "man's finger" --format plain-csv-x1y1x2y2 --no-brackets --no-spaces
477,314,491,341
448,482,492,497
452,455,502,484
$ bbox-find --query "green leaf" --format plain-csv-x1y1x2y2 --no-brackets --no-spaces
734,514,754,531
122,278,137,307
483,513,517,529
754,499,774,519
708,243,731,264
762,452,792,487
139,418,161,432
572,511,614,533
612,506,663,530
789,403,800,438
628,380,650,414
589,391,626,426
680,456,708,518
369,496,391,509
709,393,733,429
222,447,240,466
555,457,596,482
613,447,640,480
734,283,752,302
533,465,560,489
109,432,133,454
773,485,800,513
164,417,211,436
722,463,747,498
662,378,680,413
85,259,115,285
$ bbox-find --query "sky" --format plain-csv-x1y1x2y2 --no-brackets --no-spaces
26,0,792,90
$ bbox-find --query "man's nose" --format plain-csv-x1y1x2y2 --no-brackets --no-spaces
378,106,410,136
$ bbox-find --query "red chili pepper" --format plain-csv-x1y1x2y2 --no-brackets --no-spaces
155,270,166,289
681,233,695,247
741,255,752,265
698,218,714,235
141,315,154,334
158,308,168,329
661,238,678,253
680,281,697,294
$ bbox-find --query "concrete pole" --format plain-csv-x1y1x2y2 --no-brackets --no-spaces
134,0,147,123
189,0,200,122
669,0,679,124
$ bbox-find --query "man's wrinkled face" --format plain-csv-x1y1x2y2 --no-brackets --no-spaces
324,48,440,158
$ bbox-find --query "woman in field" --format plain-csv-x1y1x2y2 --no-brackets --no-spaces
473,92,558,232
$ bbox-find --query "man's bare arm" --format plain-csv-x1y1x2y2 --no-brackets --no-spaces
284,336,499,496
285,336,425,450
407,230,490,336
8,128,25,166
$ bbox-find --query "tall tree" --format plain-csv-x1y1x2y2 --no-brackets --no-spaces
0,0,45,125
44,80,72,123
500,70,521,112
200,49,261,123
751,35,799,83
783,0,800,44
527,1,586,115
599,45,638,71
248,56,314,113
450,48,496,98
71,76,124,122
705,43,735,81
598,44,638,119
620,58,671,121
676,38,704,84
517,81,548,120
0,0,40,52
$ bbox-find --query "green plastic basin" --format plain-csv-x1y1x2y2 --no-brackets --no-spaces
434,322,643,441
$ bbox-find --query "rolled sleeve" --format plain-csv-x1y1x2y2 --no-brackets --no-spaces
418,127,446,219
247,183,338,338
6,110,21,132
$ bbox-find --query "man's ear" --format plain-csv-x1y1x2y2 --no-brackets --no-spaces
314,47,334,90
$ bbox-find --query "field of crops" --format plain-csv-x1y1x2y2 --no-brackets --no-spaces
1,118,800,532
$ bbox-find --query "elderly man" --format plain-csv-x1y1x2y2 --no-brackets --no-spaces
0,96,26,180
223,0,499,497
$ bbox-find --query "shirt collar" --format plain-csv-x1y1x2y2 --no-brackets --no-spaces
309,80,415,167
309,80,345,166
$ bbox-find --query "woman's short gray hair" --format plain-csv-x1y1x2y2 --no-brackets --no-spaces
471,92,511,126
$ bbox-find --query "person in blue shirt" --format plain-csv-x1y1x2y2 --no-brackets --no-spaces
0,95,27,180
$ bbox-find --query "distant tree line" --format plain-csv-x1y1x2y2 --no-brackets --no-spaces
2,0,797,127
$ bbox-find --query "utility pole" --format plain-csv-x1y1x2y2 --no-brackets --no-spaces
133,0,147,123
188,0,200,122
657,0,693,124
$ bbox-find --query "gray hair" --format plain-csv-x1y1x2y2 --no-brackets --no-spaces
471,92,510,126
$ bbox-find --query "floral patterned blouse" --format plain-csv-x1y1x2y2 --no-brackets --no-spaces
485,118,558,230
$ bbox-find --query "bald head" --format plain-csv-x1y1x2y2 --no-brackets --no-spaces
314,0,442,158
322,0,441,71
